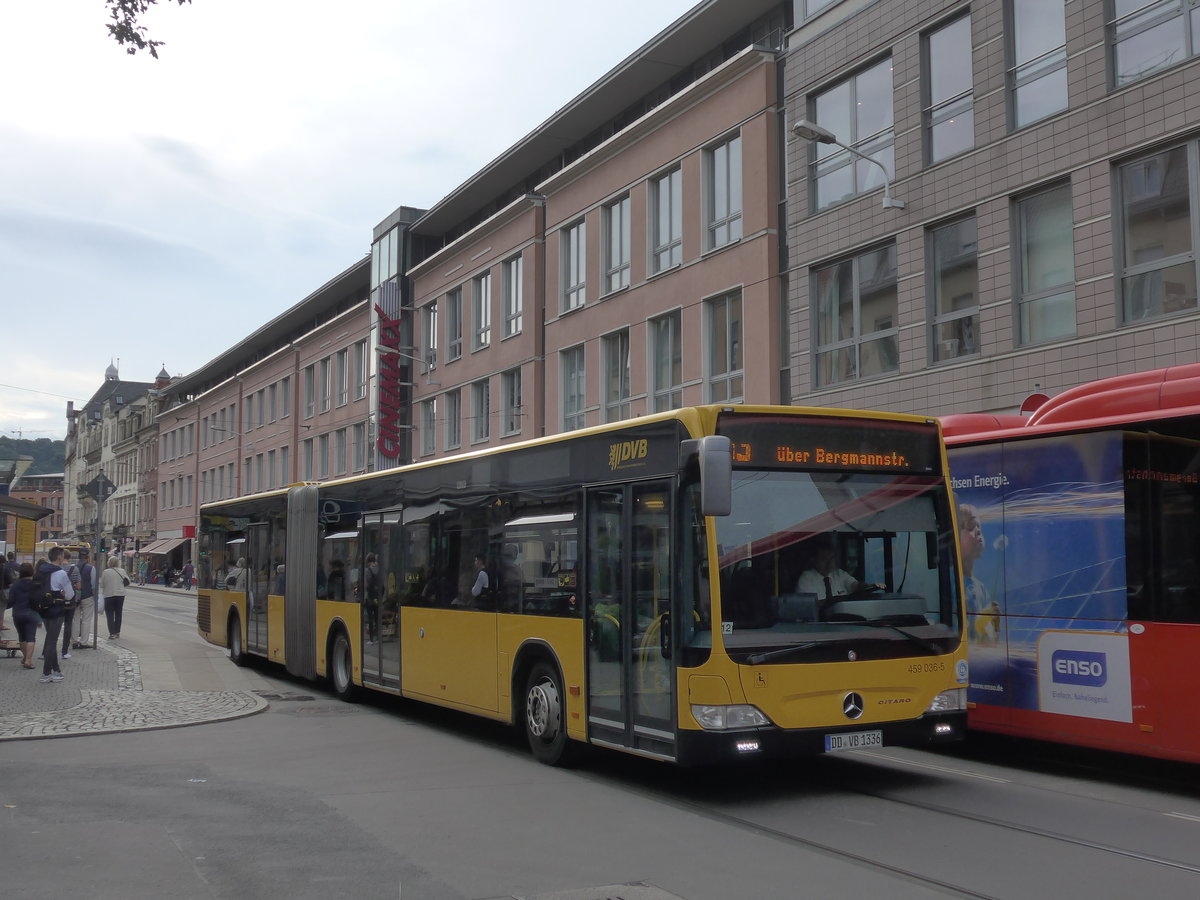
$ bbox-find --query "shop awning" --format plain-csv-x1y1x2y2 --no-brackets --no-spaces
0,494,54,521
141,537,189,555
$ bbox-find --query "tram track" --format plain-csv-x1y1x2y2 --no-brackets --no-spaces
578,748,1200,898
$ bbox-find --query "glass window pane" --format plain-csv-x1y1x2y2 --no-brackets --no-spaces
1015,68,1068,128
815,80,852,156
1020,291,1076,344
1122,147,1191,265
815,259,853,344
859,335,899,377
1115,17,1185,85
1014,0,1066,65
929,17,972,106
816,161,854,210
934,316,979,360
1123,262,1197,320
1022,185,1074,293
855,59,894,140
932,218,978,316
931,105,974,162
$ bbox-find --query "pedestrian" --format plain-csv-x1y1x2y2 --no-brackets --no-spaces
37,547,75,683
0,547,12,632
181,561,194,590
7,563,41,668
58,549,81,659
72,551,98,649
100,555,131,640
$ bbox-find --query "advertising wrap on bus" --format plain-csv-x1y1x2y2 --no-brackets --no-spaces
948,431,1132,724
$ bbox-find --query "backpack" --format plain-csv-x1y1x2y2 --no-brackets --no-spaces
32,566,66,615
78,562,95,599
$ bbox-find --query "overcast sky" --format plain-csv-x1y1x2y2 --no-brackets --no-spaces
0,0,697,442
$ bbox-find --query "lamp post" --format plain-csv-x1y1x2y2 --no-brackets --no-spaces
793,119,904,210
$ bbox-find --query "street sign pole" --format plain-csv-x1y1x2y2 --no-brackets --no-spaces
93,487,104,651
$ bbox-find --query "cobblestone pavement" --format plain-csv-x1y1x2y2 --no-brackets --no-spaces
0,634,266,741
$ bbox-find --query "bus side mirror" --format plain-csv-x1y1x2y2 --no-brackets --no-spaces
683,436,732,517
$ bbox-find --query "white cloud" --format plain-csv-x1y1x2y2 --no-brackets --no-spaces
0,0,698,439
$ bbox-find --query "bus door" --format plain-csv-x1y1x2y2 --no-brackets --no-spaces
360,512,402,689
586,480,675,759
246,523,271,655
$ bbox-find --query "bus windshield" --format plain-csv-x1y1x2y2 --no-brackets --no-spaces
714,470,961,664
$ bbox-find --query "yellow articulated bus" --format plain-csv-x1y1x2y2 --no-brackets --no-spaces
197,405,968,765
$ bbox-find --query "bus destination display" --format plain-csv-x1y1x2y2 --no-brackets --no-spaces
719,414,940,474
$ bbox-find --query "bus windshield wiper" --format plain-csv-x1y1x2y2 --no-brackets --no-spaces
839,619,944,656
745,641,820,665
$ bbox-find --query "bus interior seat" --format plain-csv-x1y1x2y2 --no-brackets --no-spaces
773,592,818,623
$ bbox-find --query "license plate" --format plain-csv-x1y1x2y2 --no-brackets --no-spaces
824,730,882,752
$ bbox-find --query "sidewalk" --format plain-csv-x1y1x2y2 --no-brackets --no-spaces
0,585,267,741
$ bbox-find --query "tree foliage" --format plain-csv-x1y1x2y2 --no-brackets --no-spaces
0,437,66,477
106,0,192,59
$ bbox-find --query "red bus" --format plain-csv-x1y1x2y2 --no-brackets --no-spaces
943,363,1200,763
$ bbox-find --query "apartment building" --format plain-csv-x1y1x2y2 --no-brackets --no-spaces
784,0,1200,415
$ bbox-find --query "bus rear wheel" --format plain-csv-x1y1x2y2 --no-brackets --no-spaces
330,630,359,702
228,614,246,667
524,662,570,766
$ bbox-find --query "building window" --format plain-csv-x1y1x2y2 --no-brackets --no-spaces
925,15,974,164
352,423,366,471
706,134,742,250
255,454,264,493
811,58,895,211
651,168,683,273
335,349,349,407
303,438,314,481
603,195,631,293
244,396,254,432
707,291,743,402
421,400,436,456
422,302,438,370
1017,182,1076,344
1118,144,1196,322
929,216,980,362
268,383,277,422
446,287,463,361
353,339,369,400
1110,0,1198,87
318,433,329,479
562,345,586,431
501,368,522,436
603,330,631,422
304,365,315,418
651,310,683,412
445,389,461,450
801,0,839,17
813,244,899,386
1009,0,1067,128
562,220,586,311
267,450,276,491
319,358,331,413
503,255,523,337
473,273,491,349
471,380,490,443
281,376,290,418
280,445,289,487
335,428,348,475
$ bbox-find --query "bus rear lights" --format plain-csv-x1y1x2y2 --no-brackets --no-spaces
691,704,771,730
735,739,761,753
934,723,954,736
926,688,967,713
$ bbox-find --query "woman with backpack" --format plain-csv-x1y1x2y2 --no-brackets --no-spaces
100,556,132,640
7,563,42,669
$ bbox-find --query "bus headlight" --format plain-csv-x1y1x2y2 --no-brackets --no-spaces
926,688,966,713
691,704,771,730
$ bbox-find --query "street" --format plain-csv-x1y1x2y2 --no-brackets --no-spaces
3,587,1200,899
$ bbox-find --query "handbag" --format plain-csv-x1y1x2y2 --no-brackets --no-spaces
122,575,131,587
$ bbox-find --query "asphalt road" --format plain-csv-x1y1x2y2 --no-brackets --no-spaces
2,589,1200,899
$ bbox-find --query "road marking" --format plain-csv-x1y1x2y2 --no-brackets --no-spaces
859,750,1012,782
1165,812,1200,823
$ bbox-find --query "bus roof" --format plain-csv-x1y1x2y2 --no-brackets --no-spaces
942,362,1200,444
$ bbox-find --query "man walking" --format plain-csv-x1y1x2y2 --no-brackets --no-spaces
58,550,81,658
73,551,98,648
37,547,75,682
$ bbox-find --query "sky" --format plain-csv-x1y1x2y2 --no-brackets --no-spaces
0,0,699,441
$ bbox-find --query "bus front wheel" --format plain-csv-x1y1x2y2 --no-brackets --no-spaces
524,662,570,766
228,615,246,667
330,630,359,702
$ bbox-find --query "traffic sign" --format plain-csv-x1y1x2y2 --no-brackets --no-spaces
84,473,117,502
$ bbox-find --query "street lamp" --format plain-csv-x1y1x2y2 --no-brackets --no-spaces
792,119,904,210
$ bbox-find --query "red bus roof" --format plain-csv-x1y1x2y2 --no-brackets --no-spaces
942,362,1200,444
